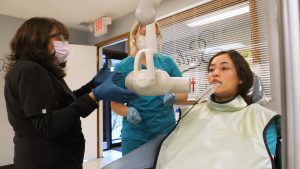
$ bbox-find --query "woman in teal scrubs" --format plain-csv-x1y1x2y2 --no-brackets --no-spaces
111,21,189,155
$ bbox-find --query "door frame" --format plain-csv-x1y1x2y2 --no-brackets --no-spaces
95,32,130,157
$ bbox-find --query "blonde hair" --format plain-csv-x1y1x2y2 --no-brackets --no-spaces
130,21,163,55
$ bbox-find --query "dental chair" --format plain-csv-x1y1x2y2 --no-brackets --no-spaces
250,72,268,104
102,73,281,169
251,73,281,169
102,132,168,169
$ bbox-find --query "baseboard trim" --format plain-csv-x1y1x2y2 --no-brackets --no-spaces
0,164,14,169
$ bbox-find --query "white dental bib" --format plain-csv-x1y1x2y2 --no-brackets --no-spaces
156,95,278,169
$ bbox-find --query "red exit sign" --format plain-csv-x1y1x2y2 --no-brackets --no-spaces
94,17,111,37
95,18,103,32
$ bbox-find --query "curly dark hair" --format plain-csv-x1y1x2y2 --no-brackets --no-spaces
207,50,254,105
6,17,69,78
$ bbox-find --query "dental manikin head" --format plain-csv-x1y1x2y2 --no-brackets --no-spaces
130,21,163,55
207,50,254,104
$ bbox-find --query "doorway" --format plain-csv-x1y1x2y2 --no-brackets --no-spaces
96,33,130,151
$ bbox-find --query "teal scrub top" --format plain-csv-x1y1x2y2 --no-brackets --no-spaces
114,53,182,141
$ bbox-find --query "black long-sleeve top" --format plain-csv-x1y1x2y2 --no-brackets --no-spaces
4,59,98,169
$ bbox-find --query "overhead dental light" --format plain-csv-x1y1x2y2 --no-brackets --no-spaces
186,3,249,27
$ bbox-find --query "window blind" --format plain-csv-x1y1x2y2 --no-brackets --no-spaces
158,0,272,101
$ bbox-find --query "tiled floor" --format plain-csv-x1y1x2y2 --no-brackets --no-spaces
0,150,122,169
83,150,122,169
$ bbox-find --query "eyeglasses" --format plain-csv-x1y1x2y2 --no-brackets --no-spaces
50,34,67,42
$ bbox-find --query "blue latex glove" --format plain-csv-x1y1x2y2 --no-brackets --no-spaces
93,62,112,86
163,93,176,107
92,72,138,103
127,107,142,124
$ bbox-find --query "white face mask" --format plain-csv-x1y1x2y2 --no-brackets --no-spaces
137,35,147,50
137,35,162,51
53,41,69,64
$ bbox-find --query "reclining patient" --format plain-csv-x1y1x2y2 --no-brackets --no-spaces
155,50,281,169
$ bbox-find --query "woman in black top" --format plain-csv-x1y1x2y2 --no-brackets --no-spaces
4,17,137,169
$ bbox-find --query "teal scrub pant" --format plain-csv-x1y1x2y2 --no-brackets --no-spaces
121,138,148,156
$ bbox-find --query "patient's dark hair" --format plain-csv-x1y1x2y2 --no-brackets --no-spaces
207,50,254,105
6,17,69,78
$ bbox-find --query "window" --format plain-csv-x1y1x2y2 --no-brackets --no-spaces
158,0,272,101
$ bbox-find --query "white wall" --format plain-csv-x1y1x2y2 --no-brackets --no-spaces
0,69,14,167
64,44,99,160
0,14,92,166
0,14,23,166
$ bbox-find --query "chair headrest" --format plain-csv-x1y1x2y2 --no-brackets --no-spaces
250,72,268,104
